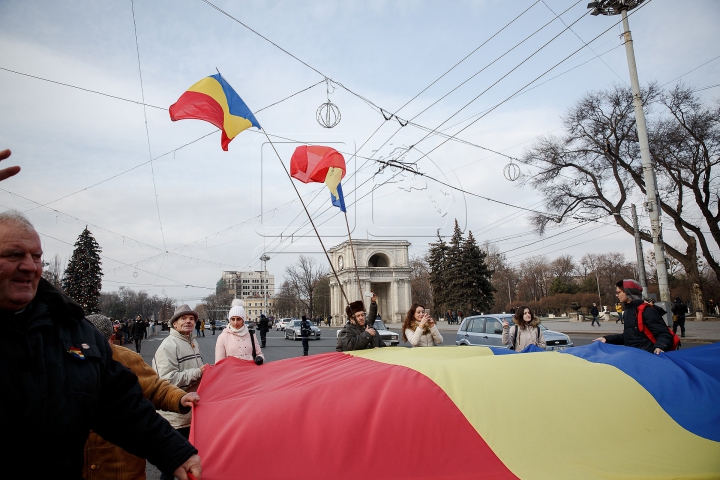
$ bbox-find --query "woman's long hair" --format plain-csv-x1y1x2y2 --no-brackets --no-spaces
513,305,540,329
402,303,428,342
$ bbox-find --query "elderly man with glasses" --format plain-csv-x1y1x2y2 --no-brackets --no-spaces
336,295,385,352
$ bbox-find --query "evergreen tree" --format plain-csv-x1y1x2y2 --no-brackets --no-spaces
427,231,448,315
444,219,466,311
62,227,103,314
460,230,495,313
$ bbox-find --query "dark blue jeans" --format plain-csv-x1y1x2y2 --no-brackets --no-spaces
591,316,600,326
302,337,309,355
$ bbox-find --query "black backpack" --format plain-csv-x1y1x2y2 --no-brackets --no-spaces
300,321,312,337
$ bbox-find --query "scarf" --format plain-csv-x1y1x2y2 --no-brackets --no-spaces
228,324,248,336
411,321,432,335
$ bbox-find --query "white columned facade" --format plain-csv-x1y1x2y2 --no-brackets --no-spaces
327,240,412,324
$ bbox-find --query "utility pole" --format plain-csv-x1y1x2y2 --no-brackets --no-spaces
631,204,649,296
507,279,512,310
588,0,671,303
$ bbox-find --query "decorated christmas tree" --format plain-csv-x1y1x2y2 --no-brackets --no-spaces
62,227,103,314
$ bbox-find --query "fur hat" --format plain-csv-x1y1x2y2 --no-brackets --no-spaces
228,305,246,319
86,314,114,341
616,279,643,301
345,300,365,319
170,304,198,325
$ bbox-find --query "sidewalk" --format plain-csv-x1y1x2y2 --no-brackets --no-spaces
385,317,720,343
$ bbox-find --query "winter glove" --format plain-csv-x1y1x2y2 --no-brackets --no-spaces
254,356,264,366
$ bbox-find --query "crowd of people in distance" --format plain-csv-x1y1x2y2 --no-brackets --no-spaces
111,315,153,353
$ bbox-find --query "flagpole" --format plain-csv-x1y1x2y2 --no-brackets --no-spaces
259,129,350,307
343,211,364,302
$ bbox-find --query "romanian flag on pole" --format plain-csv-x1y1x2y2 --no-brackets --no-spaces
290,145,346,212
190,343,720,479
169,73,260,151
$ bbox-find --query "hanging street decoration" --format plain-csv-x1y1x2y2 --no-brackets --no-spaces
503,160,521,181
169,73,261,151
316,79,341,128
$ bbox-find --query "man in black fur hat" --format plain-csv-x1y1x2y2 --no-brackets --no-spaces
336,296,385,351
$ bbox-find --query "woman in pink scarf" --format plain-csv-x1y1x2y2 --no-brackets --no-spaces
215,304,265,365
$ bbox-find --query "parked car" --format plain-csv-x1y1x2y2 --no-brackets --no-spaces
275,318,293,331
335,319,400,347
215,320,228,329
455,314,573,351
369,319,399,346
284,319,321,340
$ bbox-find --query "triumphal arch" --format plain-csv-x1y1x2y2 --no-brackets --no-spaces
328,240,412,325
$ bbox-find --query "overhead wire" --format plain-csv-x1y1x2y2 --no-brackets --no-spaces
402,0,654,168
402,0,584,126
540,0,627,85
38,230,216,290
130,0,167,251
0,66,166,110
661,53,720,87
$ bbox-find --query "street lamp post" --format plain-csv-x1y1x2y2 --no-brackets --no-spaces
588,0,671,304
260,254,270,315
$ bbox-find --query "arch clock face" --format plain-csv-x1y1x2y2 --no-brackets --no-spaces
338,256,344,270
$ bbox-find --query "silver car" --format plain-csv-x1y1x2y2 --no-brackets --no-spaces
370,319,400,346
284,319,321,341
455,314,573,351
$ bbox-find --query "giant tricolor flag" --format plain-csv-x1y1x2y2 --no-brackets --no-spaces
290,145,346,212
169,73,260,151
190,342,720,479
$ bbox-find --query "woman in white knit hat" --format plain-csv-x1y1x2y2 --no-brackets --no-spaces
215,301,265,365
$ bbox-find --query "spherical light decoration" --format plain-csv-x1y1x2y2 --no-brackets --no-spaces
503,162,521,182
316,101,341,128
133,271,139,278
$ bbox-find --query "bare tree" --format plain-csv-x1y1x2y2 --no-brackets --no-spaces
275,280,302,318
516,257,551,302
409,255,433,308
284,255,328,319
482,241,519,312
42,253,65,290
522,84,719,312
99,287,176,322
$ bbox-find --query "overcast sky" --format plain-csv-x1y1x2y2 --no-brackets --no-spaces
1,0,718,307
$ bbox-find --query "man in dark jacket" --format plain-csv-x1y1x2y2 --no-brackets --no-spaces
671,297,687,338
336,297,384,351
300,315,311,356
595,279,673,354
131,314,145,353
257,313,270,348
0,210,202,479
589,303,600,326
